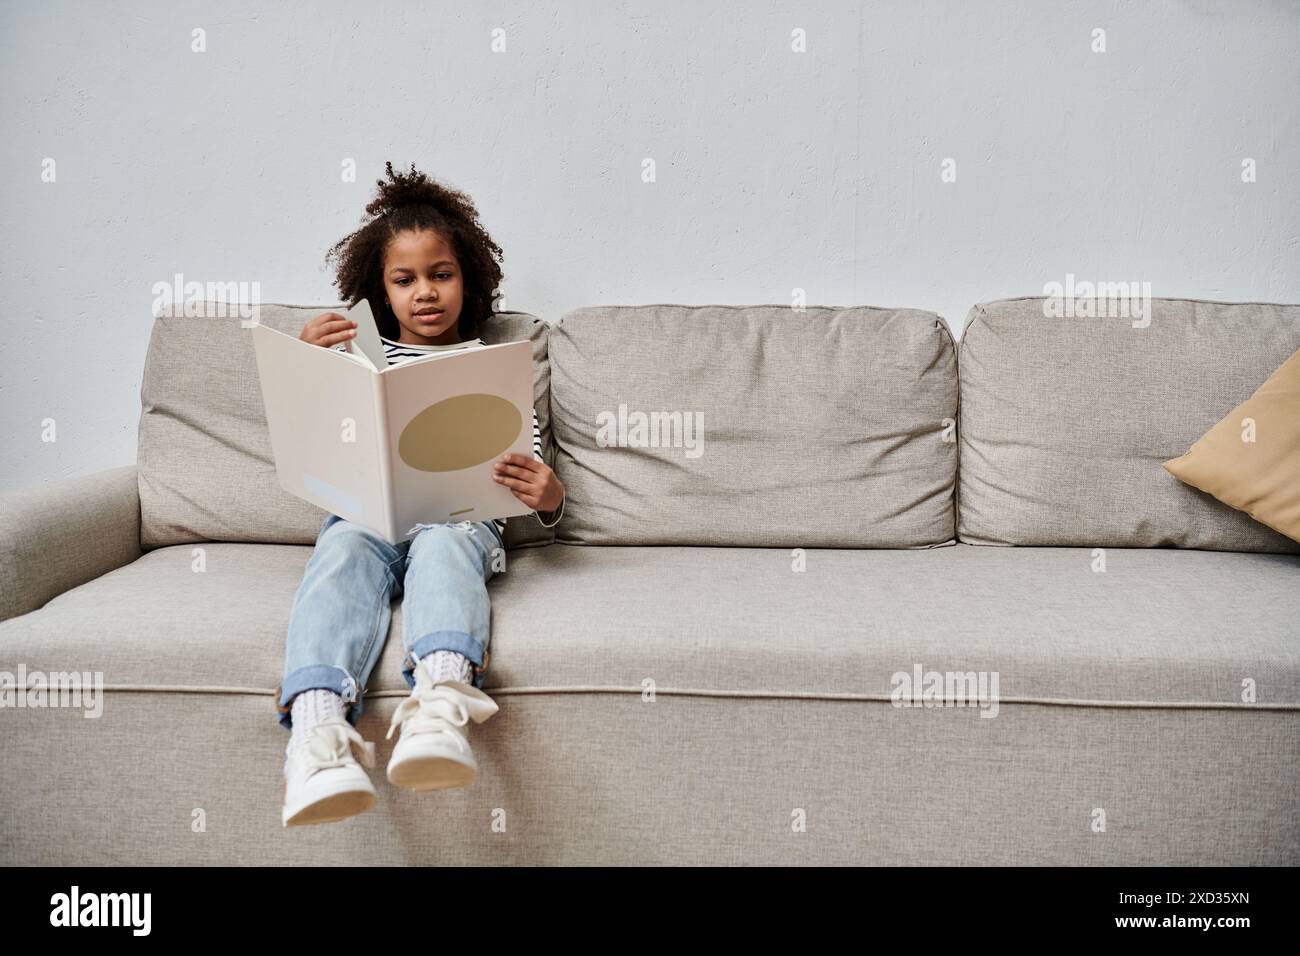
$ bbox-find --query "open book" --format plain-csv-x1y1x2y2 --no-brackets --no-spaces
251,320,537,545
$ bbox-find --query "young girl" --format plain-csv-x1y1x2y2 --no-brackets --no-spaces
275,162,565,827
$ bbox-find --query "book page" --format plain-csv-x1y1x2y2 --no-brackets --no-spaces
380,340,537,541
251,323,390,536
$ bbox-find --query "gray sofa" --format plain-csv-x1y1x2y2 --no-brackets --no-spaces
2,297,1297,866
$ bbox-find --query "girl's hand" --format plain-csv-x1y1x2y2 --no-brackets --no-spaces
493,453,565,514
299,312,357,348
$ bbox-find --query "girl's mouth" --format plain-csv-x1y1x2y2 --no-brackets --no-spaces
414,310,444,320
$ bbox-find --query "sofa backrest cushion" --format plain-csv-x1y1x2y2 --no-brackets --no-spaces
548,304,959,547
958,296,1300,553
136,302,555,550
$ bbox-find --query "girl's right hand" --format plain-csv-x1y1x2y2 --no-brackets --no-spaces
299,312,357,348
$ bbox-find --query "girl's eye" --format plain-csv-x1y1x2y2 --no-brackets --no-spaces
395,274,451,285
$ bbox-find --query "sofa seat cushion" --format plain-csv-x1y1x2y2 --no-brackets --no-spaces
2,544,1296,711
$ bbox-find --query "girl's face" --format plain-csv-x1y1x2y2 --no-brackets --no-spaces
382,228,465,345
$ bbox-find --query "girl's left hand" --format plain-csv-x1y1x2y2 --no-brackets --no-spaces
493,453,565,514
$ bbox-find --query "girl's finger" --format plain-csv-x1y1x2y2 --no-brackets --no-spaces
500,477,538,506
494,461,534,479
494,473,539,496
317,318,357,333
498,454,540,473
322,329,358,345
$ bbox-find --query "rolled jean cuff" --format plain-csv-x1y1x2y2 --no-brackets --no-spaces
276,665,362,731
404,631,487,689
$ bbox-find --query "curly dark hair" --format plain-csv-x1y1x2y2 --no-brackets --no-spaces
325,161,505,341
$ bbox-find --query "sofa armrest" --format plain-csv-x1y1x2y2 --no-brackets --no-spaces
0,464,142,623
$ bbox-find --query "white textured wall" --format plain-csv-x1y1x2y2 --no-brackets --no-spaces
2,0,1298,488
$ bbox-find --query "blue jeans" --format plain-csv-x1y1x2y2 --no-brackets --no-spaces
275,513,505,731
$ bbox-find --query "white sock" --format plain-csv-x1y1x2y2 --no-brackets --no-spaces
288,688,346,756
418,649,472,686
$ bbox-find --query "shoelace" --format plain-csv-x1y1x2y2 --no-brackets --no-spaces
301,717,376,770
386,685,472,754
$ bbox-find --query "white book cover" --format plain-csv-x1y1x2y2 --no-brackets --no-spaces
251,321,537,544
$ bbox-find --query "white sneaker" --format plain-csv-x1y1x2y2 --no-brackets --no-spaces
282,717,378,827
386,663,499,791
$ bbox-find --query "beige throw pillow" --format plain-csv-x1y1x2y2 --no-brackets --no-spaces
1163,346,1300,544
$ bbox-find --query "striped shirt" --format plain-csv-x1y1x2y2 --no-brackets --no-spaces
345,336,560,535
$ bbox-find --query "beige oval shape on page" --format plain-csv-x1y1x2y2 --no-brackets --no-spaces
398,394,522,472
